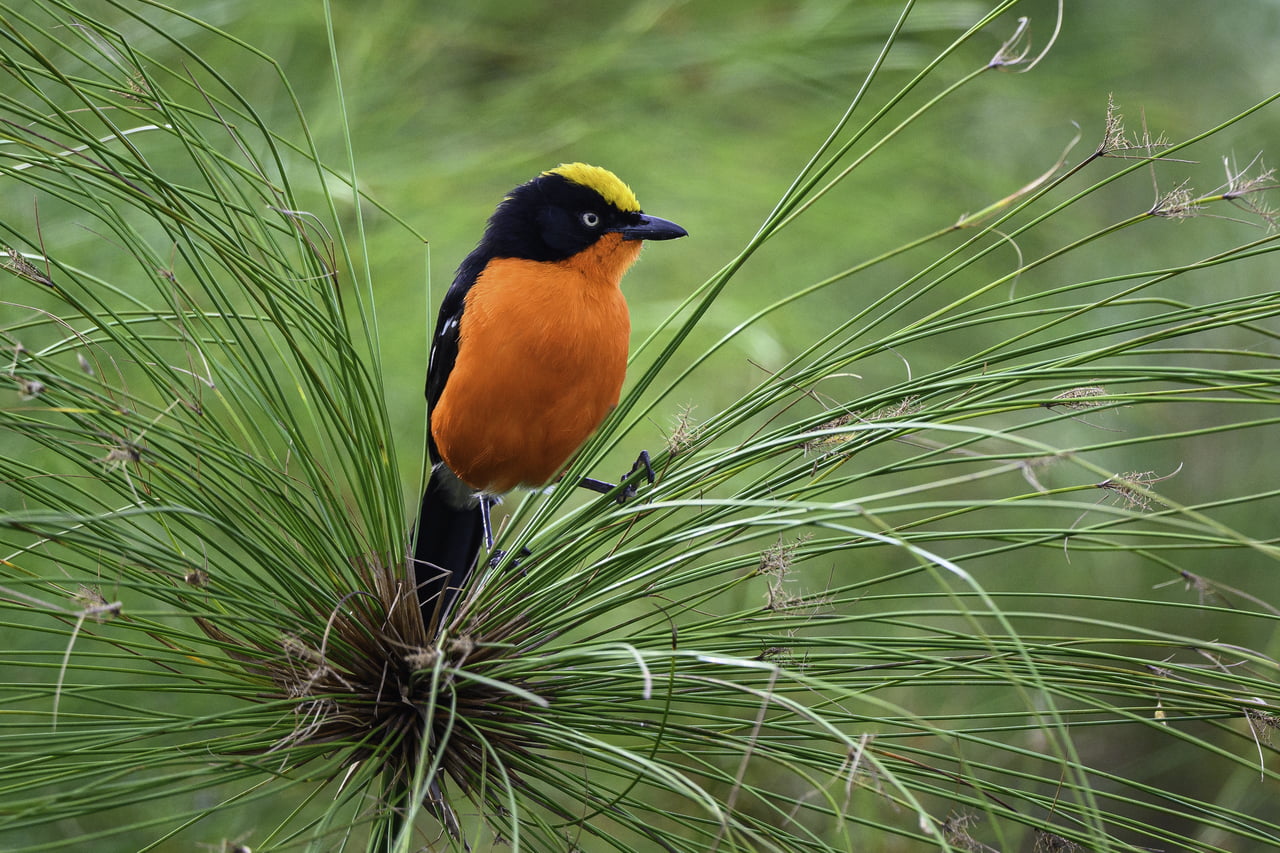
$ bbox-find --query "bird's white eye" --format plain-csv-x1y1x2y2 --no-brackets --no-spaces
582,211,601,228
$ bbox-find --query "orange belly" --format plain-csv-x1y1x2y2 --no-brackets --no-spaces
431,235,640,494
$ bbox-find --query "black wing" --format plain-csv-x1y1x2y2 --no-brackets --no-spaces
426,247,490,460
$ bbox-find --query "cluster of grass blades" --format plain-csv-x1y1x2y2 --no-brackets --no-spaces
3,1,1280,851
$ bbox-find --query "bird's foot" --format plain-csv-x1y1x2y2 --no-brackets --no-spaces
578,450,654,504
487,546,532,572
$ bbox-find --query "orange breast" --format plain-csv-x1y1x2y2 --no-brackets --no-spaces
431,233,642,494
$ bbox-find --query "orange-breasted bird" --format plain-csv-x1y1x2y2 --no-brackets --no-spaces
412,163,687,627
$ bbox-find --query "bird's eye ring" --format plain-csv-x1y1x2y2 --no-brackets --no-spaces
581,211,601,228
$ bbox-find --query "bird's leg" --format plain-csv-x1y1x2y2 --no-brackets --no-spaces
484,455,652,576
578,450,654,504
479,493,496,548
478,494,530,569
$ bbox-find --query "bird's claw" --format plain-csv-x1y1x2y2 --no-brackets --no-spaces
577,449,655,503
614,450,654,504
487,545,531,571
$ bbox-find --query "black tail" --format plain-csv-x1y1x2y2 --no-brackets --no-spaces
412,467,483,631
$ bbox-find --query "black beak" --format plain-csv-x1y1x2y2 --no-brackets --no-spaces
615,213,688,241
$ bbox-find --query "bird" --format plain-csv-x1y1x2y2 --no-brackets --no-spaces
412,162,687,630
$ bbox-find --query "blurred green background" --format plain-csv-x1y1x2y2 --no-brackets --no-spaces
8,0,1280,502
4,0,1280,849
232,0,1280,497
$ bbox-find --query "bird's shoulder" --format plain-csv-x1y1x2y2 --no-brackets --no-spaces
426,247,490,415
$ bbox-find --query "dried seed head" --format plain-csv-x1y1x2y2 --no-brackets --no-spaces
802,398,921,456
100,440,143,470
72,585,107,611
1098,94,1128,156
874,395,922,420
758,535,820,612
759,534,806,577
1222,155,1277,199
1246,707,1280,745
940,812,996,853
1097,471,1158,510
1178,570,1214,604
3,247,54,286
1151,179,1202,220
72,585,121,622
988,16,1031,69
121,73,156,106
1035,829,1082,853
1097,96,1170,159
1221,155,1279,231
1096,465,1181,511
666,404,700,455
800,412,857,456
16,377,45,399
1044,385,1108,410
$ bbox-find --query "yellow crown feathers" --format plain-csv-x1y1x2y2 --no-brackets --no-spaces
545,162,641,213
